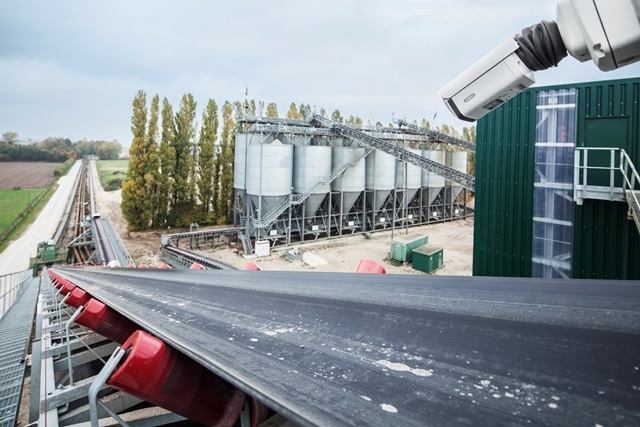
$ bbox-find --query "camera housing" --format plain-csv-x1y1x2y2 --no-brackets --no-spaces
437,38,536,122
438,0,640,122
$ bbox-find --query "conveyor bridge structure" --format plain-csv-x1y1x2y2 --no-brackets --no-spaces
160,245,235,270
394,118,477,152
27,266,640,426
310,114,475,191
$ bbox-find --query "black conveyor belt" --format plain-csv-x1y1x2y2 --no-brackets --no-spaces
53,268,640,426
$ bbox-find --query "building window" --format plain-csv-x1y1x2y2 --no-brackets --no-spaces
531,89,577,278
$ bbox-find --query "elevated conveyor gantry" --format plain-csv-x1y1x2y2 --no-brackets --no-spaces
394,118,477,152
310,114,476,191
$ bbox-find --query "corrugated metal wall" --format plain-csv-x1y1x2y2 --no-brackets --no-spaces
474,77,640,279
573,79,640,279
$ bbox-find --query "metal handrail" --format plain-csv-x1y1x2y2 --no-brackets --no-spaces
254,147,374,229
573,147,640,232
620,150,640,229
0,269,33,321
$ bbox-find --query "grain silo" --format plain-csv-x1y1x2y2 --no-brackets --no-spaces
395,148,422,208
293,145,332,217
421,150,446,205
331,146,366,214
246,139,293,220
366,150,395,211
445,151,468,204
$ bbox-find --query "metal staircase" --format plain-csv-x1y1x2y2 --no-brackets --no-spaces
394,118,477,152
574,147,640,234
253,146,375,230
310,114,475,191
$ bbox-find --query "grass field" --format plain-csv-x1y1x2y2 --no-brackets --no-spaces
0,189,47,233
97,159,128,191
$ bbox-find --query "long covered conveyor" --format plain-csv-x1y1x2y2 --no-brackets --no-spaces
51,267,640,426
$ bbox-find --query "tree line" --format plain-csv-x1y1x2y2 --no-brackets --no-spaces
0,132,122,162
121,90,475,231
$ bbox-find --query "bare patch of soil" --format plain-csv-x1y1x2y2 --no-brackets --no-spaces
91,161,474,274
0,162,60,189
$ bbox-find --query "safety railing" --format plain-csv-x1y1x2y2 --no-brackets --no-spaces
621,150,640,232
574,147,640,233
574,147,626,204
0,269,32,321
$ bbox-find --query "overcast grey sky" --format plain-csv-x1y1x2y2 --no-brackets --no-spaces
1,1,638,146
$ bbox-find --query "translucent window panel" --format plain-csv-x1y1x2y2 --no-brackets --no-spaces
531,89,577,278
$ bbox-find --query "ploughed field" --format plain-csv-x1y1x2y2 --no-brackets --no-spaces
0,162,60,189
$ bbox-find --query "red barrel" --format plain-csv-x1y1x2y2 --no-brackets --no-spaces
74,299,139,344
355,259,387,274
108,331,246,426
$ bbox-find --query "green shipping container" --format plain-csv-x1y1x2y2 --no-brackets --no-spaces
390,234,428,262
412,246,444,273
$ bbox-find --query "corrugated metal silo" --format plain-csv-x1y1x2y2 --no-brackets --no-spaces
446,151,468,201
293,145,332,216
422,150,446,205
396,148,422,207
233,133,247,191
331,147,365,213
246,140,293,218
366,151,395,210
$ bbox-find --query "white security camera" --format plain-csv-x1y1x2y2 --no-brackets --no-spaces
437,38,537,122
438,0,640,122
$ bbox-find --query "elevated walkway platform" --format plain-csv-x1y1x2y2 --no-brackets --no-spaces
574,147,640,234
0,273,39,426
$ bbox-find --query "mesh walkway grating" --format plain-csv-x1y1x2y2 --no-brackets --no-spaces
0,277,39,427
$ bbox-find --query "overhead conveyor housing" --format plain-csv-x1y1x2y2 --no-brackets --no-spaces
310,114,475,191
394,118,477,152
50,267,640,427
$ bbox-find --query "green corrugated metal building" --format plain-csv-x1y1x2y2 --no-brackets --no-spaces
474,77,640,279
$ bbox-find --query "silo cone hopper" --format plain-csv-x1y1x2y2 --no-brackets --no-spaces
374,190,392,211
304,193,327,217
340,191,361,213
249,195,289,220
398,188,419,208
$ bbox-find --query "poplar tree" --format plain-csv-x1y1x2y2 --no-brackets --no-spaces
197,99,219,215
146,94,160,226
298,103,312,119
286,102,301,119
155,98,175,227
170,93,197,226
266,102,278,117
216,101,235,223
121,90,151,230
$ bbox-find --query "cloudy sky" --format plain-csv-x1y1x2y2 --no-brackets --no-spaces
1,1,638,147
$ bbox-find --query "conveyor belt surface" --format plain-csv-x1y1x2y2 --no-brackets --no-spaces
53,268,640,426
